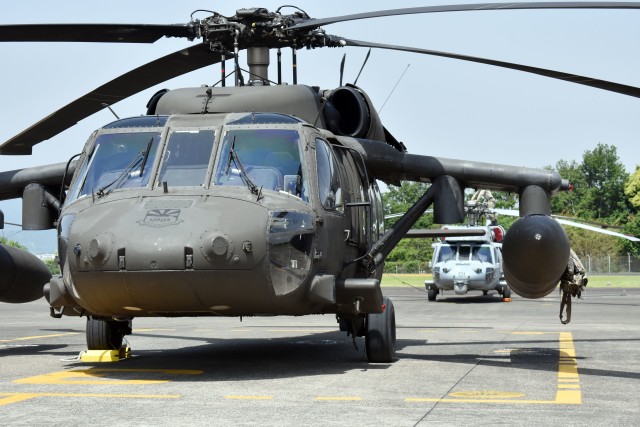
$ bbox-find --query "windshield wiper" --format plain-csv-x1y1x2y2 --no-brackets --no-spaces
226,137,262,200
95,137,155,198
95,156,143,198
138,137,154,177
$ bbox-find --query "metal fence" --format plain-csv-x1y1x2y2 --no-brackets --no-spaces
383,255,640,275
583,255,640,275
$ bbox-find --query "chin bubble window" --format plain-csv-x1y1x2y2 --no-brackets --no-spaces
267,211,315,295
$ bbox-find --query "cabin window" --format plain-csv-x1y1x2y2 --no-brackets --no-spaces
71,131,162,200
214,128,307,201
315,138,342,211
157,129,216,187
370,181,384,241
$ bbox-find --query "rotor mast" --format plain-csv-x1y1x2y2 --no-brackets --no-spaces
247,47,270,85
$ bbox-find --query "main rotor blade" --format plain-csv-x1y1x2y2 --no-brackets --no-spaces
555,218,640,241
336,37,640,98
493,208,640,241
288,2,640,31
0,43,228,155
0,23,194,43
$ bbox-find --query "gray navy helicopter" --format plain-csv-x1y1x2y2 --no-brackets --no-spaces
423,190,512,301
2,2,640,363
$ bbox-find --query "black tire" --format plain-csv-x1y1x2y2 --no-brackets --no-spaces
427,288,437,302
503,287,512,299
365,297,396,363
86,317,124,350
482,290,489,296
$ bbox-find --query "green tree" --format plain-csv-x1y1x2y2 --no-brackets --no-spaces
382,182,435,270
625,167,640,209
621,167,640,256
550,144,628,222
548,159,587,216
383,181,433,228
548,144,636,256
581,143,629,222
0,236,27,250
564,228,619,259
45,259,61,275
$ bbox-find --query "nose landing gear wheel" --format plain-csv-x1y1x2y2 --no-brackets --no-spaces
86,317,128,350
365,297,396,363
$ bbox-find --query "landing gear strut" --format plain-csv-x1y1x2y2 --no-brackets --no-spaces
365,297,396,363
86,317,131,350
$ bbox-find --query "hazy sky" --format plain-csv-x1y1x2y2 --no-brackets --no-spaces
1,1,639,250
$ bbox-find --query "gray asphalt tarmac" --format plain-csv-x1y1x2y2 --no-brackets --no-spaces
1,287,639,426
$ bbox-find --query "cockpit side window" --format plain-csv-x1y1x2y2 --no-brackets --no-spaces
69,131,161,201
157,129,215,187
214,128,307,201
315,138,342,211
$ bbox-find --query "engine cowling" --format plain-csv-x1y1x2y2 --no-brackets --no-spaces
0,243,51,303
502,215,570,299
323,85,386,142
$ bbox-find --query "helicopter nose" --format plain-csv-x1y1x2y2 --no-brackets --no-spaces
64,194,317,316
69,197,270,272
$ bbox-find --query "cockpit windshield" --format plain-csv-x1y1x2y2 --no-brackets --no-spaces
69,131,161,201
213,128,307,201
156,129,216,187
436,243,493,263
436,244,455,262
472,245,493,263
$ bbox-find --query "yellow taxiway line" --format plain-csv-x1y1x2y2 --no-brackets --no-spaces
406,331,582,405
0,392,179,406
0,332,79,342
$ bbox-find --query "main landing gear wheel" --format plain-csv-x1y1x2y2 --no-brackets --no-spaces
86,317,128,350
365,297,396,363
502,287,512,299
427,287,438,301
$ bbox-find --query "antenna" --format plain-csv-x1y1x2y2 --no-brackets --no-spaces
379,64,410,113
353,48,371,86
339,53,346,86
101,103,120,120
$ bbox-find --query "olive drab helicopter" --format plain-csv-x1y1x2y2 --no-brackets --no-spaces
2,2,640,363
